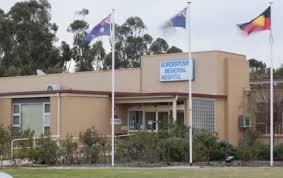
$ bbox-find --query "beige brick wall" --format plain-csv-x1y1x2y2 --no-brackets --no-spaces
0,98,12,128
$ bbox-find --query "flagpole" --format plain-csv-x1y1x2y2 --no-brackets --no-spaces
186,2,193,166
269,2,274,167
111,9,115,167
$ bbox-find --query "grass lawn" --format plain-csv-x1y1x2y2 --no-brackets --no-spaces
2,167,283,178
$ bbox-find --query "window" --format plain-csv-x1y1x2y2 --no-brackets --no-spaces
43,103,51,135
44,127,50,136
21,104,44,136
169,110,184,126
256,112,267,134
192,98,215,133
145,112,156,130
255,102,283,135
158,112,169,130
12,98,50,136
177,110,184,126
12,104,21,128
129,111,143,130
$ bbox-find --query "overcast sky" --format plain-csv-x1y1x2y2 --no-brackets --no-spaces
1,0,283,67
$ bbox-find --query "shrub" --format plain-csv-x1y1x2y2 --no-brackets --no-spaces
12,129,35,163
236,142,263,161
156,120,189,163
116,132,160,163
158,137,189,163
157,119,188,139
60,134,78,164
116,121,190,164
236,129,267,161
32,137,59,165
241,129,260,146
0,125,11,160
79,127,101,164
89,144,101,164
209,141,236,161
98,135,110,164
257,143,269,160
193,130,218,164
274,143,283,161
131,132,158,162
115,137,132,163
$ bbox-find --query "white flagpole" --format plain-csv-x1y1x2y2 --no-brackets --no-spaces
186,2,193,165
111,9,115,167
269,2,273,167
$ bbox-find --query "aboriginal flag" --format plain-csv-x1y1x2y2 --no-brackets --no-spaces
237,6,271,35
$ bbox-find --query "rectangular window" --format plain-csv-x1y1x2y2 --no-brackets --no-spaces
129,111,143,130
177,110,184,126
43,103,51,135
256,112,266,134
255,102,283,135
145,112,156,130
44,127,50,136
158,112,169,130
43,103,50,126
21,104,43,136
192,98,215,133
12,104,21,128
12,98,50,136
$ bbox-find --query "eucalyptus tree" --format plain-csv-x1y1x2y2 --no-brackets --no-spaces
105,17,153,69
149,38,169,55
68,8,108,72
0,0,70,76
248,58,267,80
91,41,106,70
167,46,183,54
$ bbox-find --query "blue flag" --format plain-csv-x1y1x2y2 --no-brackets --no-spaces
162,8,187,29
83,14,111,45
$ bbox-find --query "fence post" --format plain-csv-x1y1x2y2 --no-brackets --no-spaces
10,139,14,159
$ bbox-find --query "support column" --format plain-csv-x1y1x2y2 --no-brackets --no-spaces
156,111,159,132
172,96,178,122
57,93,61,146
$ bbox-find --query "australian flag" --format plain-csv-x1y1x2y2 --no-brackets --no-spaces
162,8,187,29
83,14,111,45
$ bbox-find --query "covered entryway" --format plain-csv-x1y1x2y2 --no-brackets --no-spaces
114,94,185,134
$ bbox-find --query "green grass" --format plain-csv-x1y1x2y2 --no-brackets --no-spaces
2,167,283,178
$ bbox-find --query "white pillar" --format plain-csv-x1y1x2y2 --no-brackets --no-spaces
186,2,193,165
111,9,116,167
172,96,177,122
269,2,274,167
57,93,61,146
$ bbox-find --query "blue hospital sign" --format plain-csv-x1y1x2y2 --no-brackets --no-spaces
160,59,194,82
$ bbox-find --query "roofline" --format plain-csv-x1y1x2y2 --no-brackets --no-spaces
0,50,246,80
193,50,246,57
142,50,246,59
0,68,141,80
0,90,227,99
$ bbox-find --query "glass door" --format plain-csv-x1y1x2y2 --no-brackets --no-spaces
145,112,157,131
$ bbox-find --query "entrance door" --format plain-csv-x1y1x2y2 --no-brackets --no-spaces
145,112,157,131
158,112,169,130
